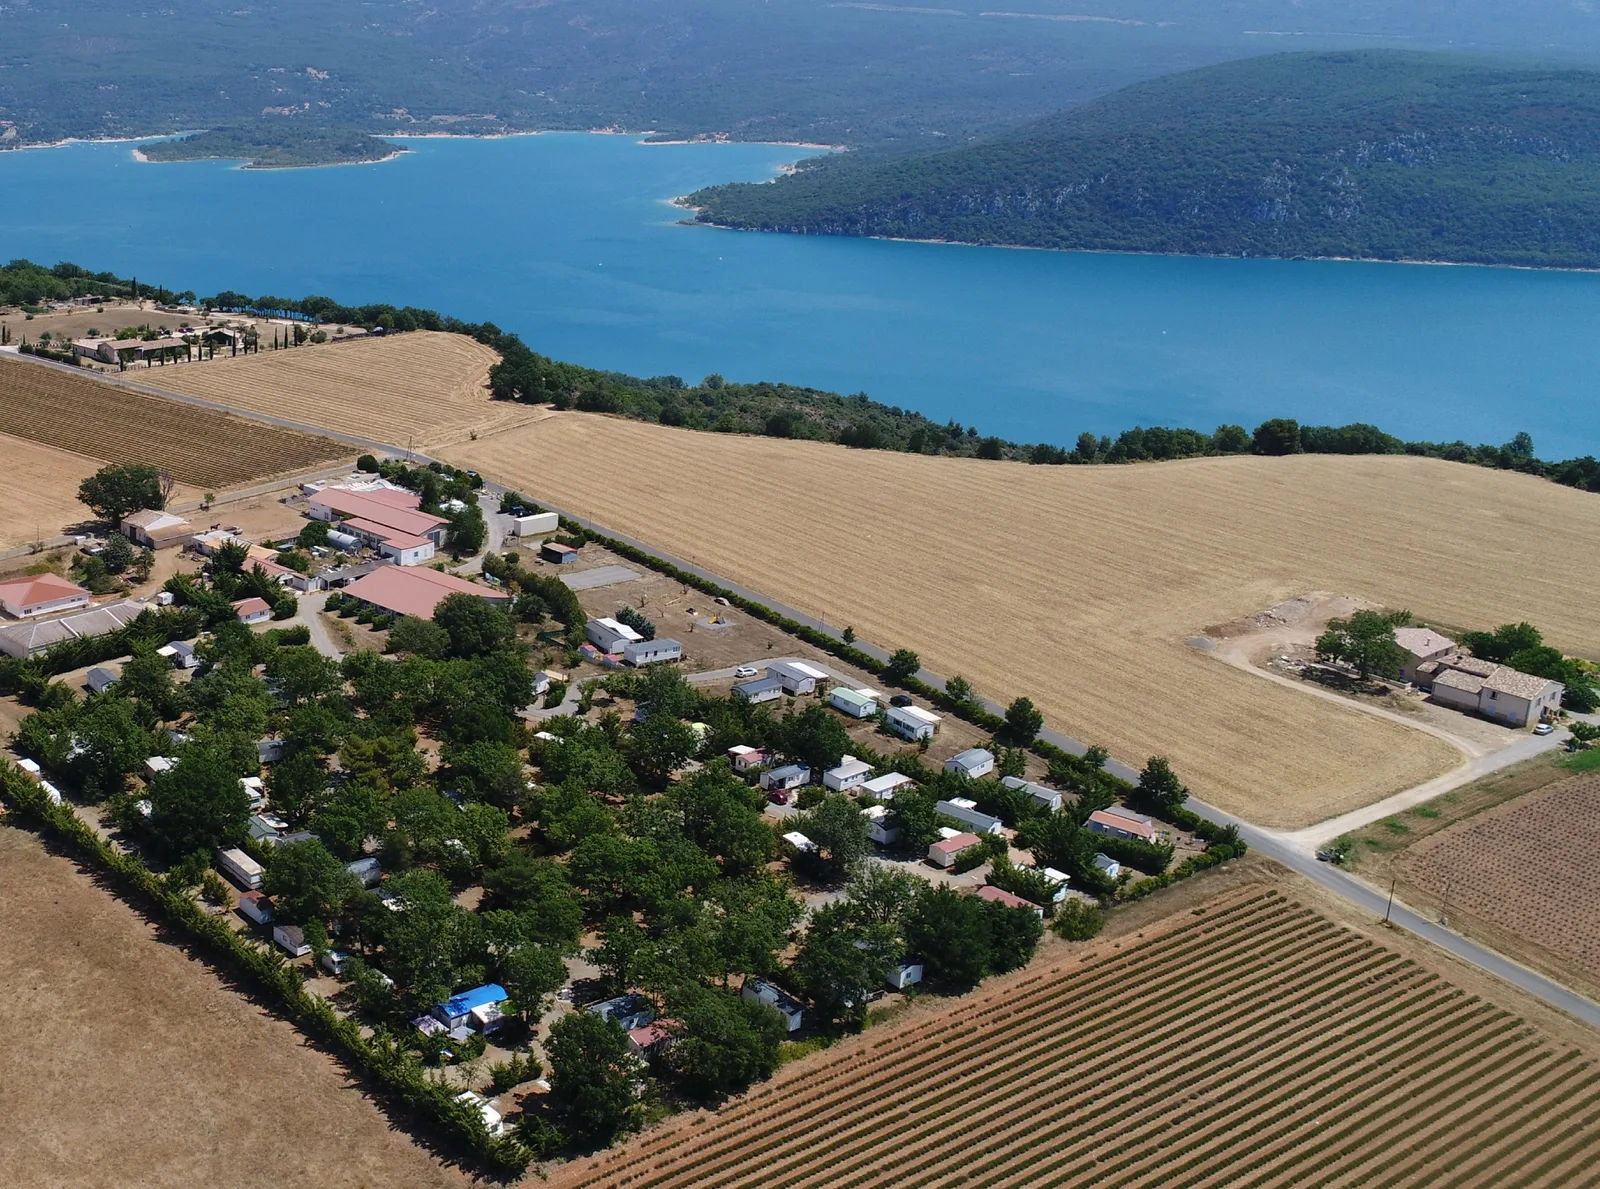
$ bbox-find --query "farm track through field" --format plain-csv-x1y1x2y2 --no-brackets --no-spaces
552,892,1600,1189
0,355,346,488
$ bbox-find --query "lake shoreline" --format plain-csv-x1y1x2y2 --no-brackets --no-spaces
668,202,1600,275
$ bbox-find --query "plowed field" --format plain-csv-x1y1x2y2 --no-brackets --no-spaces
0,355,346,488
1401,773,1600,980
135,330,535,449
554,890,1600,1189
444,417,1600,825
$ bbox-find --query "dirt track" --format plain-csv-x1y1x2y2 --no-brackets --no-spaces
0,826,466,1189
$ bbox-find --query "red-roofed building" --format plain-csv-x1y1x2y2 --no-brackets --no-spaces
627,1020,677,1056
233,597,273,624
0,573,91,619
974,884,1044,918
1087,808,1162,844
308,487,450,565
342,565,511,621
927,831,981,869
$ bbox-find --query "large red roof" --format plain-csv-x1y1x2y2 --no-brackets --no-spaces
343,566,510,620
0,573,89,610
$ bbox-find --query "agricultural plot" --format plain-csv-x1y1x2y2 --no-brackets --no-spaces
0,432,100,547
0,355,347,489
555,890,1600,1189
445,417,1600,826
1400,773,1600,981
134,330,537,450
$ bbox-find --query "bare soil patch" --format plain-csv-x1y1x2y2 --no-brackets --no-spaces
136,330,539,450
0,432,100,549
437,418,1600,826
0,355,348,488
548,881,1600,1189
0,826,466,1189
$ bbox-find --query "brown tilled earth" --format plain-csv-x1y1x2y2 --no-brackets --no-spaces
1401,772,1600,981
444,416,1600,826
0,826,468,1189
549,873,1600,1189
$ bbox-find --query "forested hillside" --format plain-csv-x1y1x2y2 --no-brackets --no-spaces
688,52,1600,268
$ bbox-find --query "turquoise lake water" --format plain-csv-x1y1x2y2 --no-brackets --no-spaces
4,133,1599,455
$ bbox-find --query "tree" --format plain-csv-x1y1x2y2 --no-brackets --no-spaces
903,884,991,988
1053,898,1105,940
1132,756,1188,818
297,518,330,550
1252,418,1303,456
844,864,919,927
446,501,487,556
101,532,135,574
442,739,528,808
889,783,944,853
70,694,152,801
387,615,450,659
501,943,566,1022
378,870,471,1009
118,640,183,722
433,592,516,658
792,903,898,1025
77,463,164,524
263,838,361,925
547,1010,641,1147
1315,609,1407,681
664,983,786,1098
267,748,326,826
146,743,252,860
793,795,870,881
773,703,853,775
629,710,700,784
356,453,379,472
885,648,921,684
944,675,975,707
1002,696,1043,744
1461,622,1544,663
1212,423,1251,453
984,898,1044,972
265,644,342,705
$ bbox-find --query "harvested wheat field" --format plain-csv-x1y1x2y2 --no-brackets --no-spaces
0,826,467,1189
135,330,538,449
0,355,347,488
0,432,101,547
553,888,1600,1189
446,417,1600,826
1401,773,1600,981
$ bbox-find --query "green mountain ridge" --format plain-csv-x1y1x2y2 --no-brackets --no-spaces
686,51,1600,268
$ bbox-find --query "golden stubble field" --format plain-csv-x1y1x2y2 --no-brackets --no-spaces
0,826,468,1189
446,416,1600,826
0,432,102,549
135,330,537,450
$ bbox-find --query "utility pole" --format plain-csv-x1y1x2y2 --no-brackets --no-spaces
1383,874,1397,926
1440,878,1451,928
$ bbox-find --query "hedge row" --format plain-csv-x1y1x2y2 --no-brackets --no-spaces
0,607,202,695
0,763,532,1179
1120,842,1249,902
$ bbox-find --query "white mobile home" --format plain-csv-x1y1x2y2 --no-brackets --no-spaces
511,511,559,536
274,924,312,957
1000,775,1064,813
768,660,827,695
886,961,923,990
937,798,1004,836
743,977,804,1032
761,764,811,792
823,755,872,792
217,847,264,890
860,772,915,801
944,748,995,779
886,703,941,742
830,687,878,718
587,616,643,653
732,676,784,704
238,891,274,925
624,637,683,667
864,803,900,846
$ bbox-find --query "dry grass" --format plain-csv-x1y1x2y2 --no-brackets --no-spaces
135,330,537,450
0,356,348,489
0,825,466,1189
445,416,1600,826
552,887,1600,1189
0,433,101,548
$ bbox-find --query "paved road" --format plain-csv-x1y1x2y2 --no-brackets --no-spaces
292,591,346,659
50,353,1595,1027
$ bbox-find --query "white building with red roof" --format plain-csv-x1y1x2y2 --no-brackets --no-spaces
307,486,450,566
0,573,91,619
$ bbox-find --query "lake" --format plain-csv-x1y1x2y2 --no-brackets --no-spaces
5,133,1600,456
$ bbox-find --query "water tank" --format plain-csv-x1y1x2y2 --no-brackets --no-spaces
326,530,360,552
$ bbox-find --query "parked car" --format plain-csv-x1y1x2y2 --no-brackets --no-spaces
1533,722,1555,736
767,788,792,806
734,665,758,678
890,694,914,708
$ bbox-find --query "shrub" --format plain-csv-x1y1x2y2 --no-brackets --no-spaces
1053,899,1104,940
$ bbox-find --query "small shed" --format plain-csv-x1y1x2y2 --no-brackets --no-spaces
975,884,1044,918
541,541,579,565
886,961,923,990
1093,853,1123,879
782,830,818,854
217,847,264,890
860,772,915,801
864,803,900,846
162,639,199,669
433,983,510,1031
587,993,655,1032
86,666,119,694
346,857,382,888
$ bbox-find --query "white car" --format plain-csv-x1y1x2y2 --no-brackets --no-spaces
1533,722,1555,736
734,665,758,678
